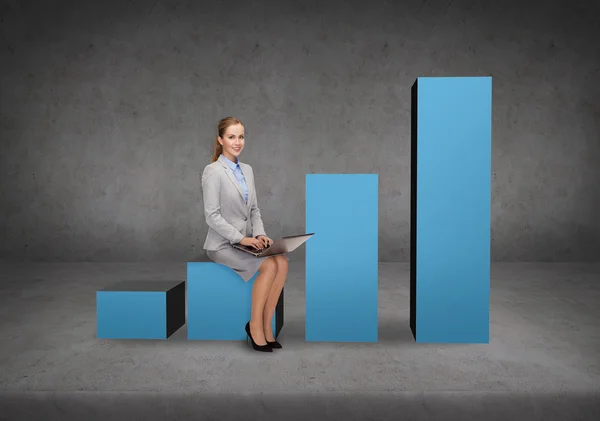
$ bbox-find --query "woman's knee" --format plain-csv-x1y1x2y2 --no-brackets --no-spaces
258,256,277,274
275,254,288,271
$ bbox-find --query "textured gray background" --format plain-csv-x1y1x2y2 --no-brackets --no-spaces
1,0,599,263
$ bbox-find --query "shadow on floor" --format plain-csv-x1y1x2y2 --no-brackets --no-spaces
165,318,417,345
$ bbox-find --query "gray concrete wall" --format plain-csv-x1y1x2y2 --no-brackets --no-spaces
1,0,599,262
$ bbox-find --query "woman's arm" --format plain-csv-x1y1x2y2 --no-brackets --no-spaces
202,166,245,244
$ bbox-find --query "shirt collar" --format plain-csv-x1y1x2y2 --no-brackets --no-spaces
221,154,239,170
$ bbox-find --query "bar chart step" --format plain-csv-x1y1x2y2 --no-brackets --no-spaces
187,262,283,341
305,173,379,343
96,280,186,339
410,76,491,343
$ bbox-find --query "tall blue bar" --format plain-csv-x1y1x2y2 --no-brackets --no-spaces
306,174,378,342
410,76,492,343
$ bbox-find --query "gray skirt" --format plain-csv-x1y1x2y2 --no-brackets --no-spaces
206,246,268,282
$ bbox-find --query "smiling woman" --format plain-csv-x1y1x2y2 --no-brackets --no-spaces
202,117,289,353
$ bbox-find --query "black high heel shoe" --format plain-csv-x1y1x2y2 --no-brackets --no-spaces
266,340,282,349
245,322,272,352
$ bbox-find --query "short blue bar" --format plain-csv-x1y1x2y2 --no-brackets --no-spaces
187,262,281,340
411,76,491,343
305,174,378,342
97,291,167,339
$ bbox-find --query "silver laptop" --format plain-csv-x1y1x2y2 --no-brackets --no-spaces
232,233,315,257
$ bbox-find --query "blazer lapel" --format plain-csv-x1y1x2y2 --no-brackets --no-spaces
218,155,246,204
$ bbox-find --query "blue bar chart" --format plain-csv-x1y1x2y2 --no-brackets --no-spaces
410,76,492,343
95,77,492,345
305,174,378,342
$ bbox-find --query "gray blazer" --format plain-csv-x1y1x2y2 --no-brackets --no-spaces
201,154,267,251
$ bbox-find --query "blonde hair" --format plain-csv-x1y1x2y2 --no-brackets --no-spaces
211,117,243,163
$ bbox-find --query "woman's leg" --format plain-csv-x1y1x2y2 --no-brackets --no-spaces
263,254,289,342
249,257,277,345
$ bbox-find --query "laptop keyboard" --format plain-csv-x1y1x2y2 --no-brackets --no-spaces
242,244,270,252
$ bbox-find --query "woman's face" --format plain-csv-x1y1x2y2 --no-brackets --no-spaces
219,124,245,161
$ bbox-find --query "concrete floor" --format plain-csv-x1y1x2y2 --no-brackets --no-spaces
0,262,599,420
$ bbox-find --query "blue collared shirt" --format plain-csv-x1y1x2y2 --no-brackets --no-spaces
221,154,248,203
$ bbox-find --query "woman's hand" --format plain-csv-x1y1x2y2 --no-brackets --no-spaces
240,236,265,250
256,235,273,248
